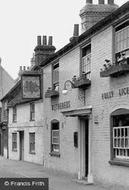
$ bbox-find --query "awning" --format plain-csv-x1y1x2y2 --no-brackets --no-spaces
61,106,92,117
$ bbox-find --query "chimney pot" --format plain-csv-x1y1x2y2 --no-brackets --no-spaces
86,0,92,4
43,36,47,45
98,0,104,4
20,66,22,71
108,0,114,5
73,24,79,37
48,36,53,46
37,36,41,46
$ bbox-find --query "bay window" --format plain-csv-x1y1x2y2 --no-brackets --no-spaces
110,109,129,166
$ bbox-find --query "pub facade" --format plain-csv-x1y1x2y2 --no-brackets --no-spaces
42,1,129,187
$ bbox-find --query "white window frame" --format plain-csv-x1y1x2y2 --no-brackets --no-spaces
51,121,60,154
81,44,91,79
29,132,35,154
12,133,17,151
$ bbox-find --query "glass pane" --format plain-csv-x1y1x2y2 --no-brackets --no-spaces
52,137,59,144
52,144,59,152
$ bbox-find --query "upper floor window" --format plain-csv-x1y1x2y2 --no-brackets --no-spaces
52,63,59,90
115,21,129,62
13,106,17,123
81,44,91,79
2,101,8,122
30,103,35,121
51,120,60,156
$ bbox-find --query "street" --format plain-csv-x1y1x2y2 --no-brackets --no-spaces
0,156,110,190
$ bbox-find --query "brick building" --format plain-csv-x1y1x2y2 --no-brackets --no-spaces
2,0,129,188
42,0,129,187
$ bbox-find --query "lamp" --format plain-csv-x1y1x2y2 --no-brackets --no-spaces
62,80,74,95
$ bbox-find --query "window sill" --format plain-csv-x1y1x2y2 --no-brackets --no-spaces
109,159,129,167
29,152,36,155
49,152,60,157
30,120,35,122
12,149,17,152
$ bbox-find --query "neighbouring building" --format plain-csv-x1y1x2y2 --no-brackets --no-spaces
0,58,15,158
2,0,129,189
1,35,56,164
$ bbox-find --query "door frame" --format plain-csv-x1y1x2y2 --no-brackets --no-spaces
19,131,24,161
79,117,88,179
78,116,93,183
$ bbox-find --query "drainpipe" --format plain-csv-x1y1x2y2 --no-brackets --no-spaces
7,109,9,159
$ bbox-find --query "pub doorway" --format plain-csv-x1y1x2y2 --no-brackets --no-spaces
80,117,89,179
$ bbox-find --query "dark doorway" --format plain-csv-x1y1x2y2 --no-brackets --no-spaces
85,119,89,177
19,131,24,161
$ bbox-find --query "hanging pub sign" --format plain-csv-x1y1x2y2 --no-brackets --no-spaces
21,71,42,99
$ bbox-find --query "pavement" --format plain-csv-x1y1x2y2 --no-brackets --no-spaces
0,156,123,190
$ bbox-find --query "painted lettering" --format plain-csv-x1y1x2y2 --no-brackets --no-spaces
119,87,129,96
102,91,114,100
52,101,70,111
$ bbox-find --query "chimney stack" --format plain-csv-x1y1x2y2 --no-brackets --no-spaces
34,35,56,66
80,0,118,33
48,36,53,46
98,0,104,4
37,36,41,46
43,36,47,45
86,0,92,4
70,24,79,42
73,24,79,37
20,66,22,71
108,0,114,5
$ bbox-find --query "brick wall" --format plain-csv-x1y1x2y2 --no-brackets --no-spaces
43,48,81,174
91,26,129,187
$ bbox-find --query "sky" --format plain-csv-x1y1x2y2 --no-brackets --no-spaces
0,0,128,79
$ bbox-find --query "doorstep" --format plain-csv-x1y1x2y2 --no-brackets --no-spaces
72,178,94,185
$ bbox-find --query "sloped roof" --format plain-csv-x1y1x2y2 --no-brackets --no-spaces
2,1,129,104
37,1,129,68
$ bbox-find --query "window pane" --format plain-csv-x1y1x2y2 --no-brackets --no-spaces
29,133,35,153
30,103,35,121
12,133,17,150
51,121,59,153
113,114,129,159
115,26,129,53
